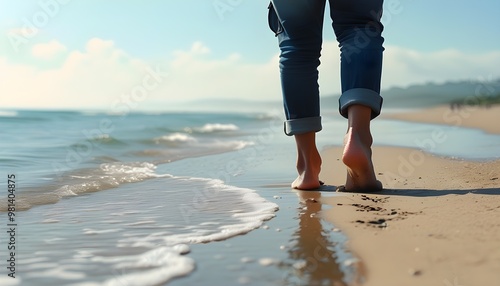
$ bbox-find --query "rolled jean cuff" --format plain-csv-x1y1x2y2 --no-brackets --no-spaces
284,116,322,136
339,88,383,119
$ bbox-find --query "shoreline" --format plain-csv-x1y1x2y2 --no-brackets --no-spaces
319,104,500,286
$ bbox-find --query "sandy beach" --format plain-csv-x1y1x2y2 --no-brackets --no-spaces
383,104,500,134
318,105,500,286
3,106,498,286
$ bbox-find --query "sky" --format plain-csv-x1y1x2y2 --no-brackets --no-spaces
1,0,499,111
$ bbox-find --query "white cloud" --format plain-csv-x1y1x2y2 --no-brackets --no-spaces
381,45,500,88
0,38,149,110
160,42,280,104
1,39,499,111
31,40,67,60
318,42,500,94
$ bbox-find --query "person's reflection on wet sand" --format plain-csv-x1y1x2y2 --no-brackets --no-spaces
284,190,347,286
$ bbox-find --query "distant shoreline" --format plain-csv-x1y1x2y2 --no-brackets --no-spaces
381,104,500,134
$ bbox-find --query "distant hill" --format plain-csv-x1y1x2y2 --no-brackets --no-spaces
382,79,500,108
322,79,500,109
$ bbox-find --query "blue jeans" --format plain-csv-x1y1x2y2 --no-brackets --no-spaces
268,0,384,135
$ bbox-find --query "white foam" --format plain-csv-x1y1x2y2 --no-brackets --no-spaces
204,140,255,151
44,237,66,244
83,228,122,235
293,260,307,270
18,174,278,285
0,161,163,211
42,219,60,223
54,186,78,197
26,266,86,280
199,222,220,226
24,161,161,209
115,178,278,249
154,133,196,144
125,220,156,226
77,246,195,286
100,162,157,176
241,257,254,263
185,123,239,133
258,258,280,266
172,244,190,254
0,110,18,117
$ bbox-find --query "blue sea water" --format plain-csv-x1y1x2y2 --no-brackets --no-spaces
0,108,499,285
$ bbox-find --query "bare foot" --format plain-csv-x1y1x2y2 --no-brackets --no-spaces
291,133,322,190
342,127,381,192
292,148,322,190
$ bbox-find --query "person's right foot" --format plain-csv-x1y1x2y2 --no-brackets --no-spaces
342,127,382,192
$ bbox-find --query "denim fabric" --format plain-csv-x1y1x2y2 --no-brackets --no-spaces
268,0,384,135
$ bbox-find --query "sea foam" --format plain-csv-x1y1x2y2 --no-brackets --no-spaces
185,123,239,134
16,174,278,286
0,110,18,117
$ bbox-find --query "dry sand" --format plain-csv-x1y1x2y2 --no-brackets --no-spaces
318,106,500,286
383,104,500,134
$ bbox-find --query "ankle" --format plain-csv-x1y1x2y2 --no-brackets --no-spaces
345,127,373,148
297,150,321,171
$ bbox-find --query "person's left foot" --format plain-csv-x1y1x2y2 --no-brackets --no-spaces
292,146,322,190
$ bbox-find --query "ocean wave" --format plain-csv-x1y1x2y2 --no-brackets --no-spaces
0,110,18,117
101,161,160,177
84,134,127,146
184,123,239,134
253,113,282,121
57,176,278,286
93,155,120,163
78,111,101,116
0,162,168,212
0,110,48,122
9,162,279,286
73,246,195,286
132,139,254,165
149,133,197,147
116,177,278,248
204,140,254,151
148,133,252,151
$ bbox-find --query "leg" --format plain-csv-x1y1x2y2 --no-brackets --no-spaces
342,105,382,191
330,0,384,191
292,132,322,190
269,0,326,189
